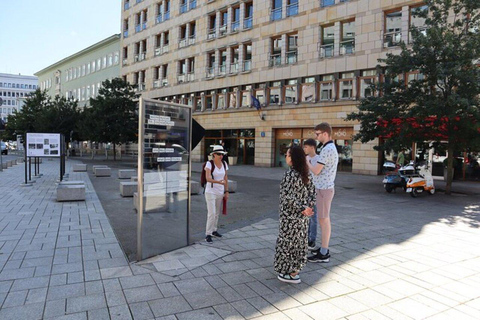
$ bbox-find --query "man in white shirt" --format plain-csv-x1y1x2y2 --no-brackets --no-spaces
306,122,338,263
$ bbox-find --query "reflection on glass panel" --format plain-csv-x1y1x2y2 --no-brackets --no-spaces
360,78,374,98
139,100,191,259
229,92,237,108
320,82,333,100
217,94,225,109
410,5,427,28
285,86,297,104
340,80,353,99
255,89,265,105
241,91,250,107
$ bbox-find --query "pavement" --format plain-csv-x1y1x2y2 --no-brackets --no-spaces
0,158,479,319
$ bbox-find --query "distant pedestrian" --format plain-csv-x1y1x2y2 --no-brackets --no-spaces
204,145,229,244
275,146,316,284
396,149,406,167
303,138,320,251
307,122,338,263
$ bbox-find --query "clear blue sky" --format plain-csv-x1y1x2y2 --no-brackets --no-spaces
0,0,121,76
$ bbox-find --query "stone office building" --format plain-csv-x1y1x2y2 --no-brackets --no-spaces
120,0,426,174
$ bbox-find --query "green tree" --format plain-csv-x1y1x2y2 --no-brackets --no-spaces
346,0,480,194
87,78,139,160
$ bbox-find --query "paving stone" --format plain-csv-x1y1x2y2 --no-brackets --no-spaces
183,289,228,309
43,299,66,318
230,300,263,319
0,267,35,280
87,307,111,320
123,285,163,304
174,278,213,295
216,286,244,302
66,293,107,313
157,282,181,297
100,266,132,279
85,280,104,295
176,307,223,320
213,303,246,320
0,302,44,320
129,301,155,320
148,296,192,318
109,304,133,320
25,287,48,304
119,274,155,290
106,290,127,307
0,280,13,293
47,283,85,301
245,297,279,315
3,289,28,307
11,276,49,291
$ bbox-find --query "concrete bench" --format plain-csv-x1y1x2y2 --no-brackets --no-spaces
228,180,237,193
57,185,85,202
12,159,17,165
133,191,169,213
59,181,85,186
131,176,138,182
73,164,87,172
17,158,24,163
1,162,7,169
120,181,137,197
6,160,13,168
95,167,111,177
92,165,108,174
118,169,136,179
191,181,200,195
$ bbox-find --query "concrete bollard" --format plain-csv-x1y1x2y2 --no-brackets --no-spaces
95,167,111,177
6,160,13,168
73,164,87,172
191,181,200,195
120,181,137,197
118,169,136,179
57,185,86,202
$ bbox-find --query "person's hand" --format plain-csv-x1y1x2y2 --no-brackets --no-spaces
306,155,311,163
219,180,226,186
224,192,229,200
302,207,313,217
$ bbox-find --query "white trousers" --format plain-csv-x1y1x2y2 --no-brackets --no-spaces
205,192,224,236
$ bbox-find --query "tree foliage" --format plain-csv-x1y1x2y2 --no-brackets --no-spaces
82,78,139,160
346,0,480,193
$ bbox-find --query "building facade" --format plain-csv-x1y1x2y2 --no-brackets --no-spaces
35,34,121,108
0,73,38,122
120,0,425,175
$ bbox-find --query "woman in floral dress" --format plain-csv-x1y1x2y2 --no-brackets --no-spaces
274,145,316,284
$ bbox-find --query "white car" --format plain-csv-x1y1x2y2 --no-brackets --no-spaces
0,141,7,155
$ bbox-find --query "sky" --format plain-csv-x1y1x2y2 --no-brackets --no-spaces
0,0,121,76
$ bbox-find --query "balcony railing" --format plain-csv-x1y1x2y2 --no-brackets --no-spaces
319,43,334,58
189,0,196,10
162,45,169,53
156,14,162,24
142,22,147,30
179,38,187,48
271,7,282,21
123,30,128,38
321,0,335,7
230,63,239,73
155,47,162,56
178,74,186,83
188,35,196,45
286,51,297,64
135,24,141,33
124,2,130,10
286,3,298,17
207,28,216,40
206,67,215,78
243,60,252,71
244,17,253,29
231,21,240,32
219,65,227,75
269,53,282,67
219,25,227,36
187,72,195,82
153,80,161,88
180,3,187,14
384,31,402,48
340,40,355,55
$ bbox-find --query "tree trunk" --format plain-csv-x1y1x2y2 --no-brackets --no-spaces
445,144,454,195
113,143,116,161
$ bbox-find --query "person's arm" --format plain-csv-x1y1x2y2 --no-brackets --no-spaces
223,171,229,199
308,161,324,176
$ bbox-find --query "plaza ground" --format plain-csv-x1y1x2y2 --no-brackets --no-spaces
0,157,479,319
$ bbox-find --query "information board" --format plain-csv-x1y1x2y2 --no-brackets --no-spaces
26,133,61,157
137,98,192,261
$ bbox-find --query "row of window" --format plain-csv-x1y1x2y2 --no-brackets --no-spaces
0,82,36,89
64,52,120,83
1,100,18,106
1,107,17,116
154,69,424,112
1,91,28,98
64,82,104,102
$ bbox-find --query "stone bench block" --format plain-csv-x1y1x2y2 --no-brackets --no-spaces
92,165,108,174
73,164,87,172
120,181,137,197
57,185,85,202
59,181,85,186
1,162,7,169
12,159,17,165
118,169,136,179
133,191,168,213
6,160,13,168
228,180,237,193
191,181,200,195
131,176,138,182
17,158,24,163
95,167,111,177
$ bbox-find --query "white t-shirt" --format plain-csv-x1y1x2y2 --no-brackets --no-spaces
204,161,229,195
317,141,338,189
308,154,322,189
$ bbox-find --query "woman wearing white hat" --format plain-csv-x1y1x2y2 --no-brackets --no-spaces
204,145,229,243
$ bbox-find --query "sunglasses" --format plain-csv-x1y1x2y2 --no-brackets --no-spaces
315,132,324,136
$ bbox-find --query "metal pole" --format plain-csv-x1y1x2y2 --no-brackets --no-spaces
137,98,145,261
24,145,27,184
28,157,31,181
34,157,37,176
0,139,3,172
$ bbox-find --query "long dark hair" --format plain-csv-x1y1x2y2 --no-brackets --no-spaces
288,145,310,185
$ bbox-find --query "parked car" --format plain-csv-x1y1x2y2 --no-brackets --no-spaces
1,141,7,155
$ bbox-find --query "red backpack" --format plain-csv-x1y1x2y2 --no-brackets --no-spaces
201,160,226,189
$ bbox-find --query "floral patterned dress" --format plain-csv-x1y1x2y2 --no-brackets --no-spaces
274,168,316,275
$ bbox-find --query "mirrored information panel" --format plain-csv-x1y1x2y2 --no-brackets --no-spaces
137,98,192,261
